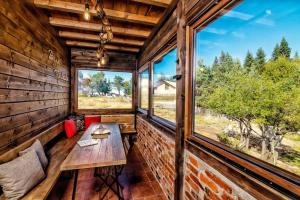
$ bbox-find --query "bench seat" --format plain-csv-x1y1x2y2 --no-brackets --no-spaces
22,134,80,200
0,122,81,200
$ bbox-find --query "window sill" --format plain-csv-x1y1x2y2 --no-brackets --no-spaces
186,135,300,199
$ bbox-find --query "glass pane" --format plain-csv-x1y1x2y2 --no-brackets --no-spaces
153,48,177,123
139,69,149,110
193,0,300,176
78,70,132,109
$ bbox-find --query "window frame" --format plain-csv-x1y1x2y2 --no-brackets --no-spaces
137,63,150,114
150,43,177,130
185,0,300,196
74,67,135,115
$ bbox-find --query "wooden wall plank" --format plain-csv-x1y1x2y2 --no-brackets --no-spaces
0,0,70,154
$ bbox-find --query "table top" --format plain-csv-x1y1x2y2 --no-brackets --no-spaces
61,123,126,171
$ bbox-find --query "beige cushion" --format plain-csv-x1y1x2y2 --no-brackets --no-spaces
19,140,48,169
0,150,45,200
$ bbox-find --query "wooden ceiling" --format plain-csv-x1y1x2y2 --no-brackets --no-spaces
32,0,172,54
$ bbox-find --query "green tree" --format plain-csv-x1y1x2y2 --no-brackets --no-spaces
90,72,105,95
255,48,266,73
244,51,256,73
278,37,291,59
123,80,132,96
272,44,280,60
114,75,124,95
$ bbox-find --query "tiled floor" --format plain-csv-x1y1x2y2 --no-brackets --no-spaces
48,145,167,200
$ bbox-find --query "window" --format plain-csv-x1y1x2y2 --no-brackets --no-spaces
153,48,177,123
192,0,300,178
139,69,149,110
77,70,132,109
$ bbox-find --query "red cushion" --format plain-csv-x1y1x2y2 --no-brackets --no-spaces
84,115,101,129
64,119,78,138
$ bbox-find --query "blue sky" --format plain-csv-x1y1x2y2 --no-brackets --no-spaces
196,0,300,66
153,48,177,81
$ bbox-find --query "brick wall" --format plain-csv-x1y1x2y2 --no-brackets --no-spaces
184,150,255,200
136,116,176,200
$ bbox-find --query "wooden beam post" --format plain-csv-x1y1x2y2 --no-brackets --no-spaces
174,0,186,199
65,41,140,53
131,0,171,7
49,17,151,38
34,0,159,25
59,31,144,46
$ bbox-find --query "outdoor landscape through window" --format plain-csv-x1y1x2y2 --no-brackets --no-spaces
193,0,300,176
78,70,132,109
139,69,149,110
153,48,177,123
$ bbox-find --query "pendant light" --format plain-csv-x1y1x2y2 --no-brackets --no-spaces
84,0,90,21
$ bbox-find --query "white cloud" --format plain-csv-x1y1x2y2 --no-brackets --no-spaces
232,31,245,39
265,9,272,16
256,18,275,26
203,27,227,35
224,10,253,21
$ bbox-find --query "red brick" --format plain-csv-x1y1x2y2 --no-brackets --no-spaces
221,192,234,200
205,170,232,193
186,175,200,192
199,173,219,193
187,163,198,175
189,155,199,168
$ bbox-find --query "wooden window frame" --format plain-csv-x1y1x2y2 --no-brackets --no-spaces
150,43,177,131
74,67,135,115
137,63,150,114
184,0,300,197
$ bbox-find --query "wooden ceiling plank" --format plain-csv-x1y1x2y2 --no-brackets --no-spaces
50,17,150,38
34,0,159,25
65,40,140,53
131,0,171,8
58,31,144,46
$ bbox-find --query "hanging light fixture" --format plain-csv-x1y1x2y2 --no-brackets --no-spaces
83,0,90,21
94,0,113,67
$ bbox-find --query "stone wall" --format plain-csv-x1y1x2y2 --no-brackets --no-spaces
136,115,176,200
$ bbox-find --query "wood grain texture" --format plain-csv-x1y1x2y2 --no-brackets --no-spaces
61,123,126,171
34,0,159,25
0,0,69,153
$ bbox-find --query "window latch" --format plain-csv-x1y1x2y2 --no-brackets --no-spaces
173,74,182,80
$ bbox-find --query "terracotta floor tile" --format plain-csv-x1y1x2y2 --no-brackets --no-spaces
131,182,155,199
48,145,166,200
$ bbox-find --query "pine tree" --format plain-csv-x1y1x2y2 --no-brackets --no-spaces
255,48,266,73
279,37,291,59
294,51,299,60
244,51,255,73
212,56,219,70
272,44,280,60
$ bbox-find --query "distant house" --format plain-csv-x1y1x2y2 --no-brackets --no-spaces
154,80,176,96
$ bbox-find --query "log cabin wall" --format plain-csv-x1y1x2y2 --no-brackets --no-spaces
0,0,70,154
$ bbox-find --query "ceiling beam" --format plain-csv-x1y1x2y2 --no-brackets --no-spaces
131,0,171,7
34,0,159,25
65,41,140,53
59,31,144,46
50,17,150,38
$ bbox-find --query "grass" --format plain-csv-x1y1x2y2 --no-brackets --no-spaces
78,96,132,109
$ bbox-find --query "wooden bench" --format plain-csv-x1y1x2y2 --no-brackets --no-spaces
101,115,137,146
0,121,80,200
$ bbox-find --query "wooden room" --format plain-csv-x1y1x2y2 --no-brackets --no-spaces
0,0,299,199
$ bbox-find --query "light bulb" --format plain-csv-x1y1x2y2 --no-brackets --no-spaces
84,6,90,21
97,60,101,67
96,50,100,58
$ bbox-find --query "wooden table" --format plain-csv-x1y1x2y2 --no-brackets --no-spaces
61,123,127,200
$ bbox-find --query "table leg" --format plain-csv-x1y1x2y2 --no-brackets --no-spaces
72,169,79,200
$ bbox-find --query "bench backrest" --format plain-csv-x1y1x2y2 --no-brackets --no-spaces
101,114,134,126
0,121,64,164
